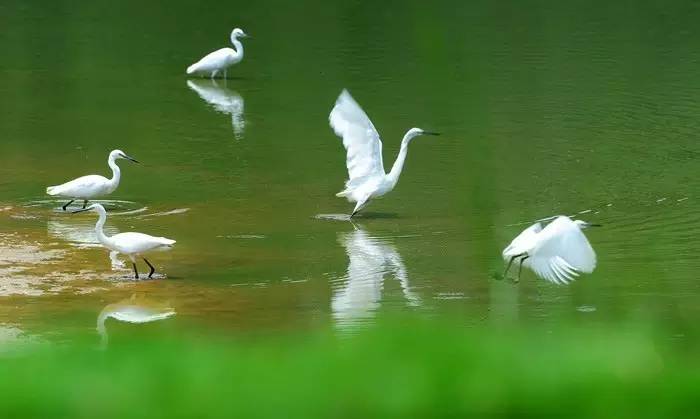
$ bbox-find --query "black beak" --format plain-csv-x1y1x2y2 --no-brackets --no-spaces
588,223,603,227
71,208,91,214
124,155,139,163
423,131,441,136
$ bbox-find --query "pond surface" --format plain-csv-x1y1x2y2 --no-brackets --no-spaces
1,0,700,346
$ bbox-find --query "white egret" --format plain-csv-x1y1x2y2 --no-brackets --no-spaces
97,295,175,348
329,89,440,217
46,149,139,211
333,228,420,329
186,79,245,139
186,28,248,79
73,203,176,279
502,216,599,284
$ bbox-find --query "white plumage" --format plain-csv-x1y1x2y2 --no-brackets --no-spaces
186,28,248,79
46,149,139,211
502,216,598,284
329,89,440,216
74,203,176,279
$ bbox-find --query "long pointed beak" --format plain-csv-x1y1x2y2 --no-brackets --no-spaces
423,131,441,136
588,223,603,227
71,208,91,214
124,155,140,163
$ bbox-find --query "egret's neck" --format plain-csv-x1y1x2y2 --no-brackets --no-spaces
94,209,110,246
231,38,244,59
386,133,416,188
107,157,121,191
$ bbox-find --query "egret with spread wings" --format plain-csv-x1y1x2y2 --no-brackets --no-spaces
328,90,439,217
502,216,599,284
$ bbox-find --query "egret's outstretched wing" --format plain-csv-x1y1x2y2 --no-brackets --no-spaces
528,217,596,284
329,90,385,184
502,222,543,259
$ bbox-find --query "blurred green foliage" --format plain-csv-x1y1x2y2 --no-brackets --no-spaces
1,318,698,418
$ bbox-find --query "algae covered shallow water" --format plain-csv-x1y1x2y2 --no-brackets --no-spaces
1,0,700,349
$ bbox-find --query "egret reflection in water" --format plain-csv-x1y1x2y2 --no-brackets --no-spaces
48,217,126,271
97,294,175,348
332,228,420,330
187,79,245,139
47,218,119,249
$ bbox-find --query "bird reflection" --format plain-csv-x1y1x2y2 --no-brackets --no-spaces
47,217,125,270
97,294,175,348
47,218,118,249
332,227,420,330
187,79,245,139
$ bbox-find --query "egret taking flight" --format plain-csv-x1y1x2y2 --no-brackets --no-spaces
186,28,248,79
502,215,599,284
329,90,440,217
46,149,139,211
73,204,176,279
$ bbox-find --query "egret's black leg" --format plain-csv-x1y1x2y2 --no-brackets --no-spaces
82,200,88,209
62,200,74,211
503,256,516,279
143,258,155,278
132,263,139,280
503,253,525,279
516,256,530,283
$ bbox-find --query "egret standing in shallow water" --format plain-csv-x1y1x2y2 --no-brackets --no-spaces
46,149,139,211
186,28,248,79
329,90,440,217
73,204,176,279
502,215,599,284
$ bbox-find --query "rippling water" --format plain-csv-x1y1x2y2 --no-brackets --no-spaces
1,0,700,345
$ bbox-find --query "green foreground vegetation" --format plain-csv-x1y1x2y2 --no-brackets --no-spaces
1,318,698,418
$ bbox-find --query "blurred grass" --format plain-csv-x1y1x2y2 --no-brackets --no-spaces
0,318,699,418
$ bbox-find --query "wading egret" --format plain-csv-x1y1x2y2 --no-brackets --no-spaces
333,228,420,329
97,295,175,348
502,215,599,284
73,204,176,279
46,149,139,211
186,28,248,79
329,90,439,217
186,79,245,139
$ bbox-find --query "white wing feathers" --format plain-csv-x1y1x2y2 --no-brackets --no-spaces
46,175,109,197
528,217,596,284
329,90,385,186
111,232,176,254
502,222,542,259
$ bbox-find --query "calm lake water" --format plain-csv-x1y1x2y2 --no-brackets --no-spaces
1,0,700,347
